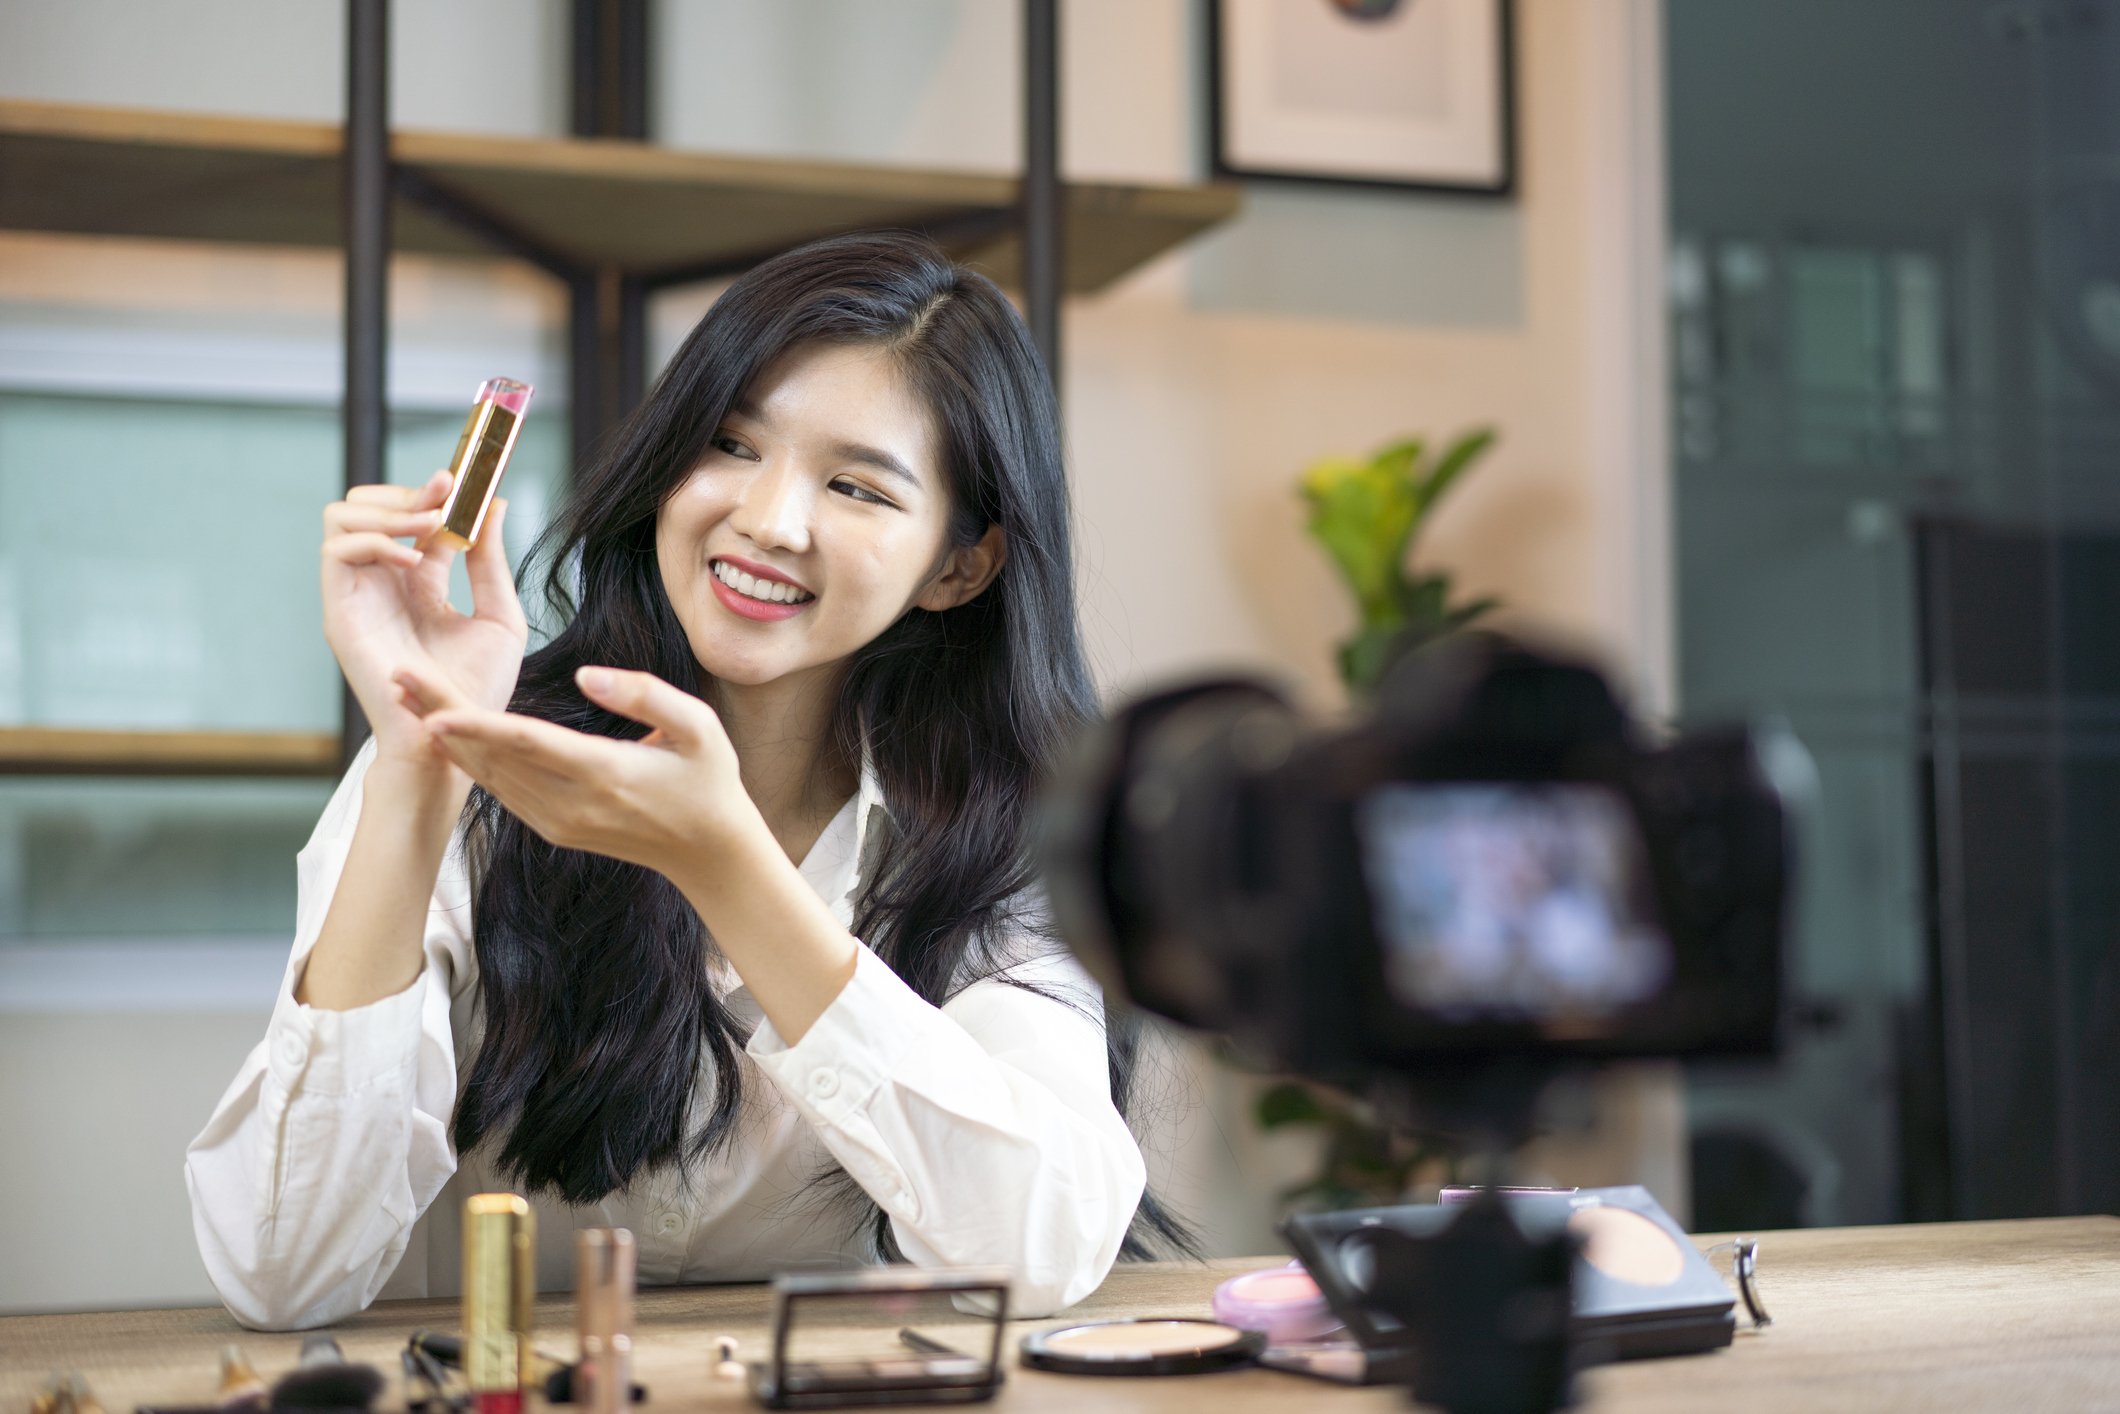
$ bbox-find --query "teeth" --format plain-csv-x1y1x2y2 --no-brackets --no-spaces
713,559,811,606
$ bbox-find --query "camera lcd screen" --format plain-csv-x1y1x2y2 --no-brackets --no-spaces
1355,784,1671,1028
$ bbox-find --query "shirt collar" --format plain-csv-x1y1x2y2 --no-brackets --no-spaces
850,745,894,882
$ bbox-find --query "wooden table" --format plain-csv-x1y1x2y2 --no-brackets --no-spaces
4,1218,2117,1412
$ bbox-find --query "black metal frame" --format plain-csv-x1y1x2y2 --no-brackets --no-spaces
341,0,391,765
1206,0,1517,199
337,0,1066,767
1023,0,1062,388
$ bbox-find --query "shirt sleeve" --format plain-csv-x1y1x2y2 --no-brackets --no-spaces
744,932,1146,1317
183,740,474,1330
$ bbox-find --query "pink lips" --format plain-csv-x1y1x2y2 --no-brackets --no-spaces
709,561,813,622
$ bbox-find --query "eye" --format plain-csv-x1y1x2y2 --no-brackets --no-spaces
831,478,894,507
709,432,758,461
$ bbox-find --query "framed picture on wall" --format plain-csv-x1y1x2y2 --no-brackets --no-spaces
1210,0,1515,197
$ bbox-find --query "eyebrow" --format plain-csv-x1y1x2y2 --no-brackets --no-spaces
725,398,924,492
830,440,923,491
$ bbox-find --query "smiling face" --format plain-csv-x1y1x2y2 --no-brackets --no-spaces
655,340,1004,693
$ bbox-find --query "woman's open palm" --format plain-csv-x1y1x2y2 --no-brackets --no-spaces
321,469,528,770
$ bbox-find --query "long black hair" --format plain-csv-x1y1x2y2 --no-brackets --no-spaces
452,230,1194,1259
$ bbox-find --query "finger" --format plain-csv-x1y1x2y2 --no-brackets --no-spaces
430,706,618,778
403,469,454,513
326,503,445,539
390,661,476,719
345,480,430,508
466,499,528,633
405,532,459,600
575,666,715,746
324,531,423,570
426,729,576,833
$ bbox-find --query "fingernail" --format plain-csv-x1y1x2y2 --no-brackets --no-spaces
577,666,613,694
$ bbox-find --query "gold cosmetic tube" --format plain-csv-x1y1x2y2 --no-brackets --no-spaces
575,1228,637,1414
462,1192,536,1414
435,378,534,551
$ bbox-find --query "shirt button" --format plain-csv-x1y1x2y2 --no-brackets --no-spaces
810,1070,840,1099
277,1034,307,1068
656,1211,683,1238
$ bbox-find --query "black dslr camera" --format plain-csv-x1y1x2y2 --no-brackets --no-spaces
1042,634,1793,1082
1039,635,1799,1414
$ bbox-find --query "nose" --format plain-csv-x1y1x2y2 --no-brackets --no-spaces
727,457,813,555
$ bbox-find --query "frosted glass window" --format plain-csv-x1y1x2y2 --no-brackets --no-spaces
0,775,336,941
0,391,566,941
0,392,565,732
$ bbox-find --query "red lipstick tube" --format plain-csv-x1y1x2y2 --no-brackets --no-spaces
461,1193,535,1414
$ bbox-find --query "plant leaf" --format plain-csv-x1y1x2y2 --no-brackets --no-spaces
1255,1081,1332,1129
1306,463,1416,615
1371,436,1425,486
1415,427,1497,513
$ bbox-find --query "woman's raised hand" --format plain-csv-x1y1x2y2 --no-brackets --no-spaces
390,662,760,883
321,470,529,773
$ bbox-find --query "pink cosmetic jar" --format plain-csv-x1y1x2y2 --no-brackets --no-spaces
1210,1261,1344,1344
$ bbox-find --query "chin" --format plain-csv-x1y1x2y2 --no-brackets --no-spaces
706,661,785,688
689,642,784,687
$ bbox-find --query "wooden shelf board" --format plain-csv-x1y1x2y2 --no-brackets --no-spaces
0,99,1242,293
0,726,341,777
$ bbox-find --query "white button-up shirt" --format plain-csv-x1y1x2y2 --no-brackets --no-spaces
185,742,1146,1331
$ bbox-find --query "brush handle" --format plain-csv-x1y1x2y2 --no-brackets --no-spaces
295,1337,344,1369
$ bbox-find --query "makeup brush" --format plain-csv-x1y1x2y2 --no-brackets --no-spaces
268,1335,385,1414
214,1347,269,1414
35,1373,103,1414
131,1345,272,1414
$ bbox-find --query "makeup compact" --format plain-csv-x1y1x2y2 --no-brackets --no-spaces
1018,1319,1264,1377
1211,1262,1343,1345
1275,1185,1739,1385
749,1266,1010,1409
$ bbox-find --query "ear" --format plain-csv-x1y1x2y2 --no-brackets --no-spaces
915,524,1007,612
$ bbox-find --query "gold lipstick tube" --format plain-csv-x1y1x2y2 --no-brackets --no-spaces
462,1193,536,1414
435,378,534,551
575,1228,636,1414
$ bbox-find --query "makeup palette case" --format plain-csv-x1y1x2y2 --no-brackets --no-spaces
1273,1185,1736,1385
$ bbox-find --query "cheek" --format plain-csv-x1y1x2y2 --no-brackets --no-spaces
657,479,730,564
832,524,947,613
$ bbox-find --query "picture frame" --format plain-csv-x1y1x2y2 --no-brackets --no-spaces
1209,0,1516,197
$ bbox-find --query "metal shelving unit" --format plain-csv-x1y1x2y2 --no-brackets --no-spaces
0,0,1241,775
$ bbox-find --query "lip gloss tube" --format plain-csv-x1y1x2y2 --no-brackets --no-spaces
435,378,534,551
575,1228,636,1414
462,1193,536,1414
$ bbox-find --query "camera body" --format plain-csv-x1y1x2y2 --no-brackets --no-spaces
1042,636,1794,1086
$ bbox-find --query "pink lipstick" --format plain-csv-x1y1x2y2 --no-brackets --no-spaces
709,556,813,622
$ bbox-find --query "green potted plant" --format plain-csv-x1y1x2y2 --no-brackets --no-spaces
1254,427,1501,1209
1298,427,1499,693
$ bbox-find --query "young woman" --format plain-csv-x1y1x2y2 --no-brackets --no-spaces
186,232,1183,1331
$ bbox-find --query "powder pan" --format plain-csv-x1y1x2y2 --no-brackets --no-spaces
1019,1318,1265,1377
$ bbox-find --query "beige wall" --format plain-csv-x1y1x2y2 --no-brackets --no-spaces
1051,0,1683,1254
0,0,1679,1305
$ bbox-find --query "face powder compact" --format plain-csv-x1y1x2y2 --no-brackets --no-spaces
1212,1262,1344,1344
1019,1319,1264,1377
1277,1184,1742,1383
